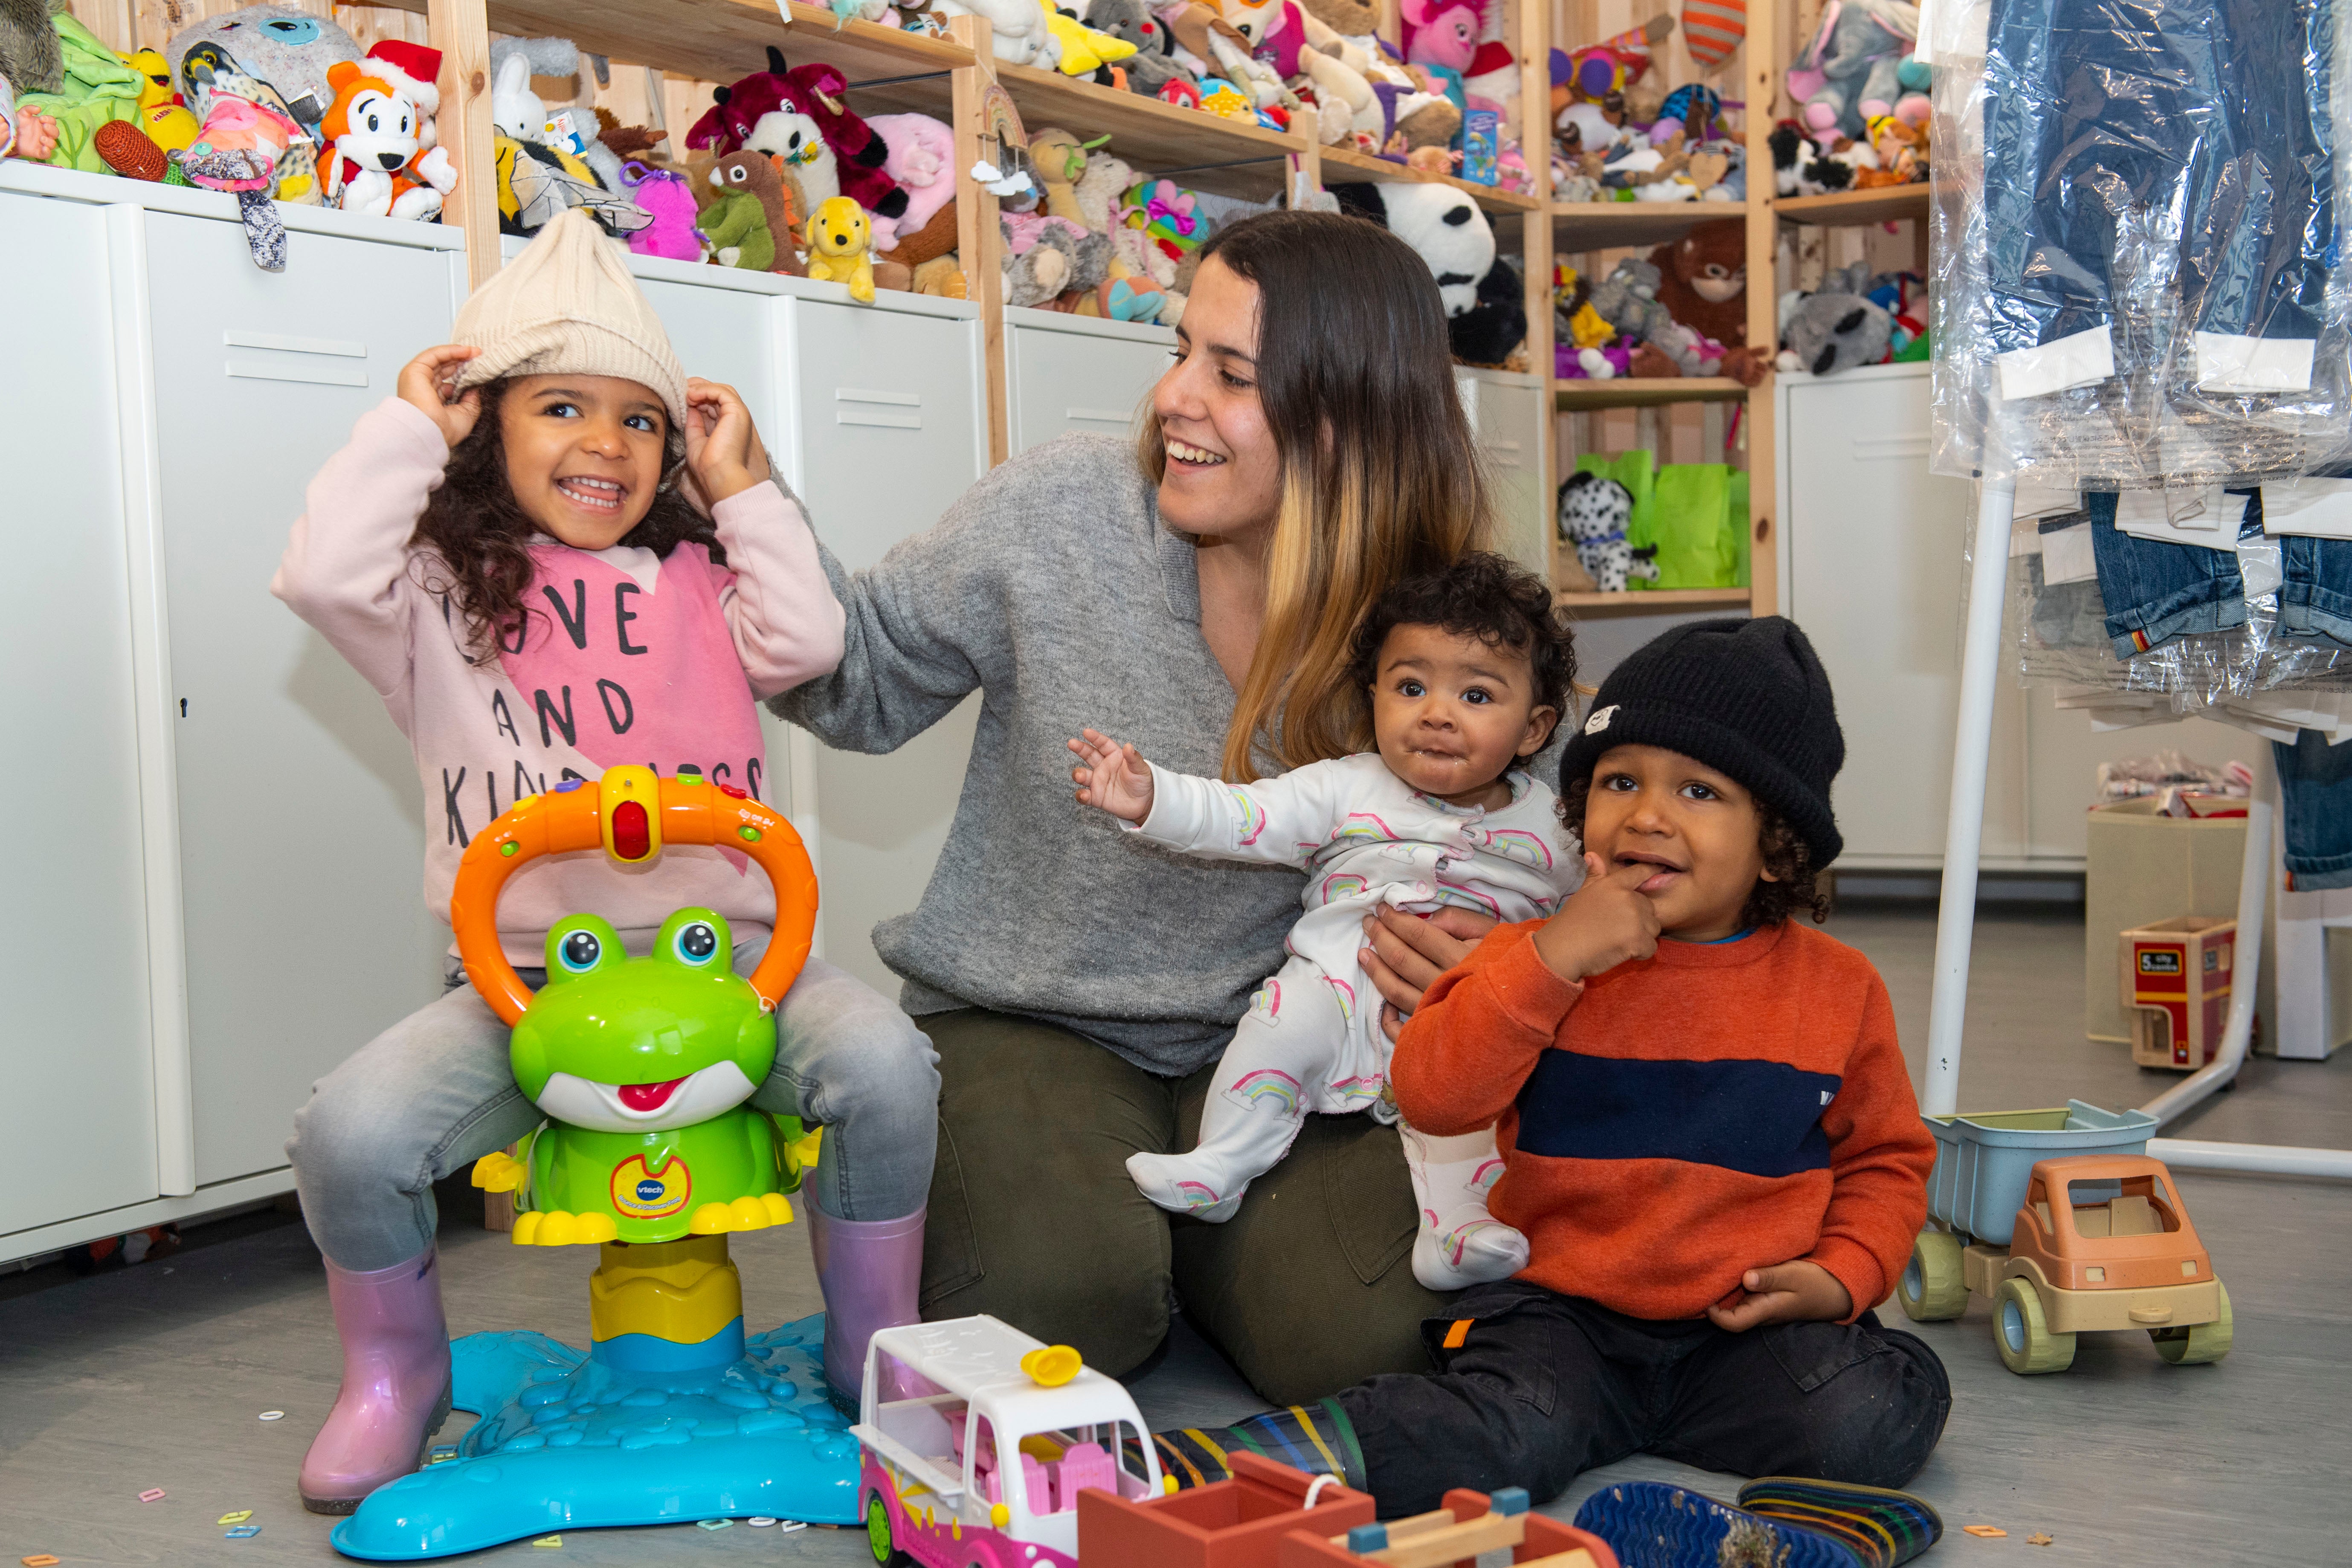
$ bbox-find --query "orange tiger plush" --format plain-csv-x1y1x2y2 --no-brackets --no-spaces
321,43,455,220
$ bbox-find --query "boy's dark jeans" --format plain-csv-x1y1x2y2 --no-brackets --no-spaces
1334,1280,1952,1516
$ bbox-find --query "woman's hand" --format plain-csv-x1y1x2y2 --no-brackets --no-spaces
1067,729,1155,822
1362,904,1499,1042
396,345,483,449
1705,1260,1853,1333
681,377,773,509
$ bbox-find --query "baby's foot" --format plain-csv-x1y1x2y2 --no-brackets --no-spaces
1412,1209,1530,1291
1126,1151,1244,1223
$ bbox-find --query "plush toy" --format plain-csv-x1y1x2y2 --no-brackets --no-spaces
1399,0,1480,85
782,59,908,220
177,93,298,267
1557,472,1658,592
1001,217,1080,308
92,116,167,178
621,162,705,261
0,0,60,97
865,111,955,249
1086,0,1190,95
1787,0,1928,142
687,52,838,212
925,0,1056,64
1023,124,1091,222
1451,255,1526,367
495,130,651,237
1648,219,1748,348
167,4,357,132
1043,0,1137,77
807,194,879,302
320,53,452,219
700,154,780,270
1855,111,1925,186
1330,180,1488,317
717,148,808,271
1127,176,1208,271
1777,261,1894,375
119,46,175,112
1157,2,1280,110
911,254,967,296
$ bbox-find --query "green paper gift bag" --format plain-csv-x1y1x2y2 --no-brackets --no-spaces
1642,463,1746,589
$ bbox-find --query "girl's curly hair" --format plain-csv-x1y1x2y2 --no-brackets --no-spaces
1558,772,1832,928
409,379,722,661
1346,551,1578,719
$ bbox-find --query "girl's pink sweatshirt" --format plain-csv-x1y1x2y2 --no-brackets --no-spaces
272,398,845,964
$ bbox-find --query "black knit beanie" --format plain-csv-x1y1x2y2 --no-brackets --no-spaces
1557,616,1845,866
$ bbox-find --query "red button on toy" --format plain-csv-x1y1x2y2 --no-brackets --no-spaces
611,800,651,860
716,783,748,799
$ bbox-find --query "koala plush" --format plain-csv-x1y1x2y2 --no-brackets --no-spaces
1556,471,1659,593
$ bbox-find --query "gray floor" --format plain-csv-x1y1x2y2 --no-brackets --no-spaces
5,904,2347,1566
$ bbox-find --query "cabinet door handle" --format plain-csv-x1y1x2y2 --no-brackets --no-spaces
837,387,921,429
223,329,370,387
1065,407,1131,424
1852,435,1930,461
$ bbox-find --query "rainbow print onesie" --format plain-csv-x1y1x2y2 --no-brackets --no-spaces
1122,752,1578,1291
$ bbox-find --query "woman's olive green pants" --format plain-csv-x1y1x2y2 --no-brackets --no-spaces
914,1008,1453,1406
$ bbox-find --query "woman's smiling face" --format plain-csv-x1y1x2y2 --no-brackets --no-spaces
499,374,669,549
1151,256,1284,540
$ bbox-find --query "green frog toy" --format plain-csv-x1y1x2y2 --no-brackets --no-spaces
471,905,802,1246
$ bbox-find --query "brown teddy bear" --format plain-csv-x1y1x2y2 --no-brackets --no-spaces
1648,217,1752,349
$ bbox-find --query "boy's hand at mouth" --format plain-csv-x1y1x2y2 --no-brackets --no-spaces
1705,1259,1854,1331
1531,853,1664,983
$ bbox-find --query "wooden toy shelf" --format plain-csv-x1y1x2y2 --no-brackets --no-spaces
1775,183,1930,228
1557,587,1753,614
1554,376,1747,410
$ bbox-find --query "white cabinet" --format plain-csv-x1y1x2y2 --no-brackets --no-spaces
777,290,988,996
1004,306,1174,453
146,210,459,1186
1,166,465,1261
1778,362,2259,870
0,191,164,1235
1457,367,1551,577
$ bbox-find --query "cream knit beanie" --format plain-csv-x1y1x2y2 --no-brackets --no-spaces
450,210,689,432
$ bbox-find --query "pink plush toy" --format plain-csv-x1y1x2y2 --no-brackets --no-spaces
621,162,705,261
863,112,954,251
1401,0,1480,75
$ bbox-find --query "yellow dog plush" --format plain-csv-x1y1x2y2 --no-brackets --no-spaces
806,196,877,304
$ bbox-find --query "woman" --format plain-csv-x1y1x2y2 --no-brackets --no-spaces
773,209,1496,1404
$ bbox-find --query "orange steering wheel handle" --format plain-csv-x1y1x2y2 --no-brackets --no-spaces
448,765,819,1027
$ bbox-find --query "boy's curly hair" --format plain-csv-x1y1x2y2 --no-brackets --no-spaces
1347,551,1577,720
409,379,722,661
1558,772,1833,928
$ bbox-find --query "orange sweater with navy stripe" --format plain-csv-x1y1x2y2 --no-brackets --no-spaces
1392,919,1933,1322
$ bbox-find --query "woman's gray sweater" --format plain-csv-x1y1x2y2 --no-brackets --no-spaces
770,435,1302,1077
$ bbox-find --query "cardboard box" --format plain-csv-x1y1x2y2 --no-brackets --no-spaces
2085,797,2247,1043
2120,917,2235,1069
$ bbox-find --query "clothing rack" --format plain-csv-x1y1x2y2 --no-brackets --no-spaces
1922,479,2352,1180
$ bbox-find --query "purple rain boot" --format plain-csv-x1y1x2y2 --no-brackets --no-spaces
807,1205,926,1406
299,1249,454,1514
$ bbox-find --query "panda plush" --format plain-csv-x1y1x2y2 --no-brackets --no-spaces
1329,182,1526,365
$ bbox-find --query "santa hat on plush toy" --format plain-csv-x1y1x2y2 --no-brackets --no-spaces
361,41,442,116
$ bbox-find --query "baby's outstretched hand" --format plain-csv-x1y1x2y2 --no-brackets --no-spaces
396,345,482,449
1068,728,1154,823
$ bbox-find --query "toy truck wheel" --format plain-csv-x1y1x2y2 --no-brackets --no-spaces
2152,1281,2233,1365
864,1493,908,1566
1993,1277,2076,1374
1897,1230,1968,1321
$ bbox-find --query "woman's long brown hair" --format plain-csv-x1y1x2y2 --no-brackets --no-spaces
1138,209,1492,781
410,379,722,661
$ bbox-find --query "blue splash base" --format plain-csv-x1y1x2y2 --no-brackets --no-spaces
331,1313,860,1560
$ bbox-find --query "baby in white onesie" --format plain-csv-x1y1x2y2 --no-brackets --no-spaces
1068,554,1581,1290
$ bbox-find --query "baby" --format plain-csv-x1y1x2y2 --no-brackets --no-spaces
1068,553,1580,1290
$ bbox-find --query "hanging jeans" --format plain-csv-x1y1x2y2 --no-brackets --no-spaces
2085,492,2251,657
2275,729,2352,890
1982,0,2336,398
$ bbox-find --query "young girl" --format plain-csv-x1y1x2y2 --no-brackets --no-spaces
1067,554,1580,1291
272,211,938,1514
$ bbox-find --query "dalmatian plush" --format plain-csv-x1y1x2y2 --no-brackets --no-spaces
1556,471,1659,592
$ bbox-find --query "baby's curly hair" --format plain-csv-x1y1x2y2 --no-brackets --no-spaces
1348,551,1577,719
409,379,720,661
1558,771,1832,928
